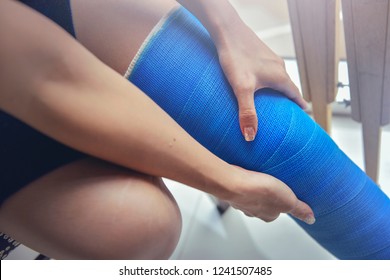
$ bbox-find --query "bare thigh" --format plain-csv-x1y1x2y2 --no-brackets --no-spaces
0,158,182,259
71,0,179,74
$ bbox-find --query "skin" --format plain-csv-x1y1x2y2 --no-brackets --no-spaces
177,0,308,141
0,0,314,259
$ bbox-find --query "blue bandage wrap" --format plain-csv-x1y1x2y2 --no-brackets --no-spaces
127,7,390,259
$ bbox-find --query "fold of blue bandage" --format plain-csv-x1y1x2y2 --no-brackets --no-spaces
127,7,390,259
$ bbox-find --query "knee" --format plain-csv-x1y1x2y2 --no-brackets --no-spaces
0,158,182,260
86,175,182,260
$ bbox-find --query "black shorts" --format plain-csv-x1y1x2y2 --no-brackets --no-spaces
0,0,84,205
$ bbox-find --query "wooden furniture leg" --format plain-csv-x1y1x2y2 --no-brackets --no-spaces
287,0,341,134
341,0,390,182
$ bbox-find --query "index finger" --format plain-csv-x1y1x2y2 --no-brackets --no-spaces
273,78,308,110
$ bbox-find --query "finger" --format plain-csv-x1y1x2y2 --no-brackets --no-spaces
261,174,315,224
243,210,255,218
235,91,258,142
257,213,280,223
289,199,316,225
271,77,308,110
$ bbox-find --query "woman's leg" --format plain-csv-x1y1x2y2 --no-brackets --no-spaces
20,0,390,259
0,158,181,259
125,7,390,259
70,0,179,75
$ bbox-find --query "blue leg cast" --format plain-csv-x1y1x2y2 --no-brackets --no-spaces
127,7,390,259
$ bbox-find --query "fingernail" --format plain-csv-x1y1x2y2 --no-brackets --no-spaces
304,215,316,225
244,127,256,141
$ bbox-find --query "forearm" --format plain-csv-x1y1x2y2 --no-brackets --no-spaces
0,0,237,199
176,0,246,47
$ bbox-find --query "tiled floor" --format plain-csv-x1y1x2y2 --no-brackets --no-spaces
8,115,389,260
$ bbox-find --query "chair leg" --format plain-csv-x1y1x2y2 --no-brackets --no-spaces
341,0,388,183
288,0,341,135
35,254,50,260
362,117,382,183
209,195,230,215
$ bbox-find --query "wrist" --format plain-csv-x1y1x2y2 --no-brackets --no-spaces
203,5,245,48
178,0,244,47
203,163,241,201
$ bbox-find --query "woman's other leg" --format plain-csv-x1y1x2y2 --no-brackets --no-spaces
0,158,181,259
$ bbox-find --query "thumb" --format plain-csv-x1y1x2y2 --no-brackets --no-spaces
289,199,316,225
236,92,258,142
